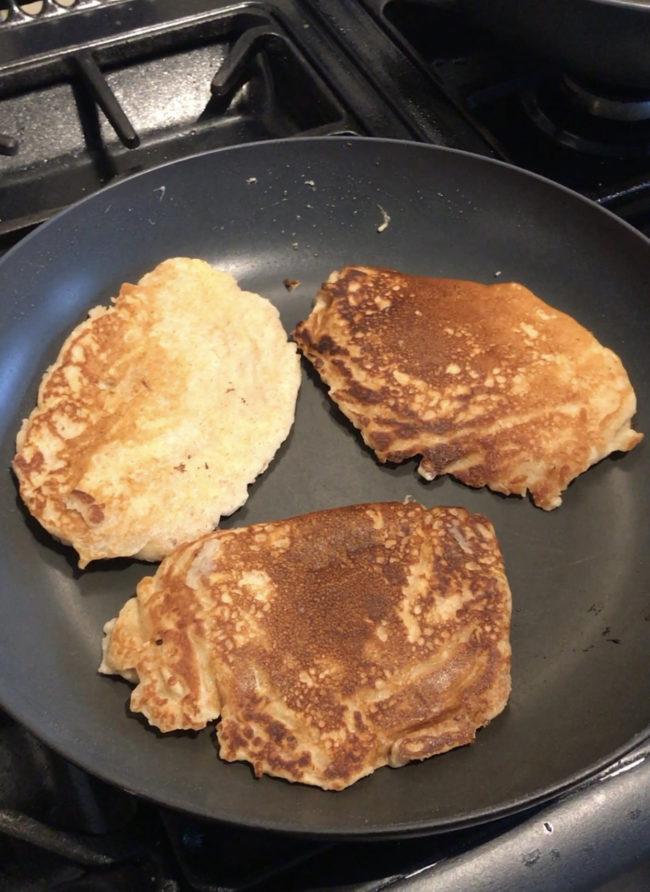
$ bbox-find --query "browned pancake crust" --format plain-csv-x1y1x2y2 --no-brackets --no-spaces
100,501,512,790
293,267,643,509
12,258,300,567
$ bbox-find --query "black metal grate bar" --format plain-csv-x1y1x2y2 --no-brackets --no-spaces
212,24,283,99
73,48,139,148
0,809,115,867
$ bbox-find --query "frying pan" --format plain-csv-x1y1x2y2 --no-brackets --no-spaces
459,0,650,91
0,137,648,838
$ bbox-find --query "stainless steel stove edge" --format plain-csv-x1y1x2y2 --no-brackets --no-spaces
395,740,650,892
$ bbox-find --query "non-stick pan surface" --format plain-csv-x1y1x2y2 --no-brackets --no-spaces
0,138,648,838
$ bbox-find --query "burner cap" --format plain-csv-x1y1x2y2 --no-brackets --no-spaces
563,75,650,123
521,75,650,159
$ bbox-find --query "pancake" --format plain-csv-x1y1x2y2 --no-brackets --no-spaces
292,266,643,510
99,501,512,791
13,258,301,568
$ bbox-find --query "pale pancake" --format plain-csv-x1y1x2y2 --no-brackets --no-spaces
293,266,643,510
13,258,301,567
100,501,512,791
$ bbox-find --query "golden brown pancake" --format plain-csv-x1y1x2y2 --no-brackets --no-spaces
293,266,642,510
99,501,512,791
13,258,301,567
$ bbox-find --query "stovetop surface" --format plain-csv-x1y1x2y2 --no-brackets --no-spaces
1,708,648,890
0,1,648,889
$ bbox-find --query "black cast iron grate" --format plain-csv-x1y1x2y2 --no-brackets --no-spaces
0,1,361,245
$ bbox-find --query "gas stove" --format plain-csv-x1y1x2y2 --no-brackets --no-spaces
2,0,649,248
1,2,649,890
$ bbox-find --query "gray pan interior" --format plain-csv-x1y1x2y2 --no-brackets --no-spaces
0,137,648,838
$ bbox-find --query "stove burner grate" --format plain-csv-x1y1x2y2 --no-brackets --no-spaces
0,3,360,245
